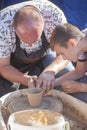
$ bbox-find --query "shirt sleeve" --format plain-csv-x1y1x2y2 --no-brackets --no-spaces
0,23,16,58
78,52,86,62
42,1,67,42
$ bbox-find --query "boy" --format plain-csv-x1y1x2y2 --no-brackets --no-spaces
50,23,87,102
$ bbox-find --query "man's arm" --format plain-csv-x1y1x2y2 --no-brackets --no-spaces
37,55,69,92
55,61,87,87
0,56,37,88
43,55,69,74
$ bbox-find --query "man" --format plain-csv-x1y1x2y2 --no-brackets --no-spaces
0,0,74,97
50,23,87,102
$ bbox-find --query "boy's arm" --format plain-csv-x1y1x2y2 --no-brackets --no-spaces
55,61,87,87
61,80,87,93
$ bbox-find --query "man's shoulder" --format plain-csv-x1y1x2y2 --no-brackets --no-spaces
0,1,35,20
0,0,65,18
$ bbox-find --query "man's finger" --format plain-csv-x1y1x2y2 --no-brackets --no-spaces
36,79,43,88
28,78,35,88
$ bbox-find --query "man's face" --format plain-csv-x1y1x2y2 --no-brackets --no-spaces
54,41,78,62
15,22,44,47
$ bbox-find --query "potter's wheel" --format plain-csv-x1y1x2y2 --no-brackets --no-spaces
1,89,86,130
7,96,63,114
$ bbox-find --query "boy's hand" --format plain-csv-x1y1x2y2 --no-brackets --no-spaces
61,80,81,93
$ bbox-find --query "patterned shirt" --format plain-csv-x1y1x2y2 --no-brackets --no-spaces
0,0,67,58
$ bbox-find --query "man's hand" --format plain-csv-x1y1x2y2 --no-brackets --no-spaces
36,71,55,93
28,76,38,88
61,80,82,93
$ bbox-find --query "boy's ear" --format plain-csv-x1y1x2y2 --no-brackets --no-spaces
68,39,77,47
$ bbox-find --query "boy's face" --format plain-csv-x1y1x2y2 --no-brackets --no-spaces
54,40,78,62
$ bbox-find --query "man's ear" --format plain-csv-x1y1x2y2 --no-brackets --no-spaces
68,39,77,47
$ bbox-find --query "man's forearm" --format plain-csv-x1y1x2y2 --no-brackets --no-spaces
0,65,29,87
43,55,69,74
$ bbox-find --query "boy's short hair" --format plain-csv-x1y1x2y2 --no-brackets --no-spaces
50,23,83,50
